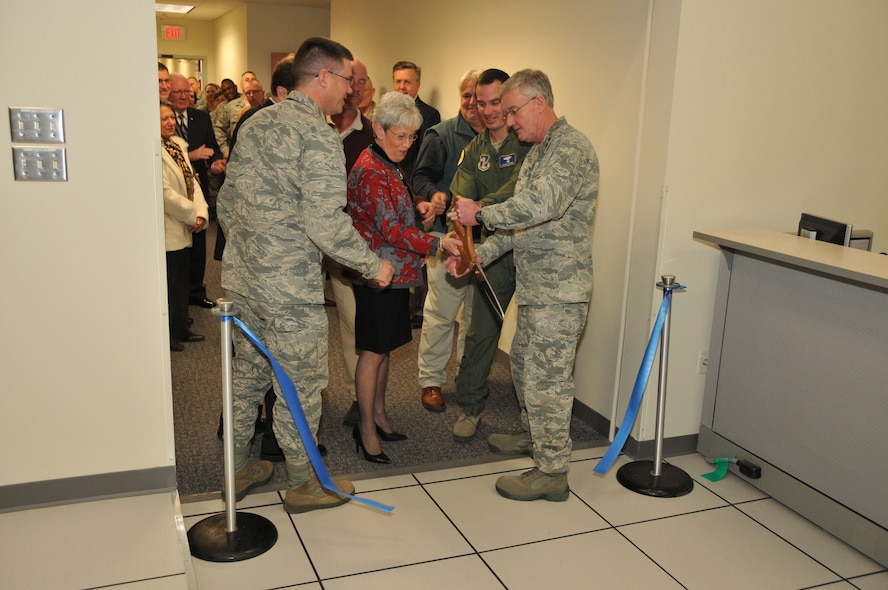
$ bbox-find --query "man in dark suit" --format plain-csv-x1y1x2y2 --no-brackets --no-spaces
392,60,442,330
392,61,441,179
169,74,226,310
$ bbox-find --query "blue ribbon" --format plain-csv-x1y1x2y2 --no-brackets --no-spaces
593,289,673,475
225,316,394,513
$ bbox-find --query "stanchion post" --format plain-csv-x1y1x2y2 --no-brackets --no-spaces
186,298,278,562
616,276,694,498
219,298,237,532
651,275,674,477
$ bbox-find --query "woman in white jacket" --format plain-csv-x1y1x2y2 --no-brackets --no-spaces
160,100,209,351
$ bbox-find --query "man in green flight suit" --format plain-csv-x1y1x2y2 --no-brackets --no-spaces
448,68,532,442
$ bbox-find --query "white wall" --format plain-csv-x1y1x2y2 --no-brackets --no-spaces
0,0,173,485
3,0,885,496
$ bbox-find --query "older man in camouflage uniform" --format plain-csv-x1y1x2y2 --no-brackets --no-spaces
450,69,598,502
218,37,393,514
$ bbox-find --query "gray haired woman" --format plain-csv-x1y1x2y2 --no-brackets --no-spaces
345,92,459,463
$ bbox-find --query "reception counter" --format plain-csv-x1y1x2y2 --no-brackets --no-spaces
694,229,888,567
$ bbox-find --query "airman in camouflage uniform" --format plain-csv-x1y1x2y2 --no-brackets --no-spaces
450,69,598,502
217,37,393,513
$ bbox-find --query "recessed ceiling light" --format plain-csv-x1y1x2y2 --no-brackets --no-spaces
155,3,194,14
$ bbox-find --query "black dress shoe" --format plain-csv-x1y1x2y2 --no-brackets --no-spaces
190,297,217,308
179,332,205,343
170,342,185,352
342,401,360,427
352,425,391,464
376,425,408,441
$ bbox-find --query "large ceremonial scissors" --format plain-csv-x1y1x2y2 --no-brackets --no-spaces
451,205,506,321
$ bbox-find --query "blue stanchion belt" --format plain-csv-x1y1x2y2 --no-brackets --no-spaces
593,289,673,475
226,316,394,513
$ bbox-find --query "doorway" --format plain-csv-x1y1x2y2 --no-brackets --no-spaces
159,55,205,86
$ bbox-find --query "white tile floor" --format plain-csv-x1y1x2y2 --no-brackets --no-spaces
2,449,886,589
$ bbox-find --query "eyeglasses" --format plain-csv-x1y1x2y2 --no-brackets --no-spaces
386,129,418,143
244,90,264,96
170,90,191,96
503,96,537,121
320,70,355,87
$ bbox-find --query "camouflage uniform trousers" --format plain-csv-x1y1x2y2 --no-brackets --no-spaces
227,291,326,486
510,302,589,474
455,251,515,416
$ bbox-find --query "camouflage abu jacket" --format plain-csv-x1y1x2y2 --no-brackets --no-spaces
217,91,383,305
475,117,599,306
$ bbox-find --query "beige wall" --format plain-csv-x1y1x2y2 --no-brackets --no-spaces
245,4,330,88
157,19,216,82
156,5,330,94
335,0,888,444
334,0,652,429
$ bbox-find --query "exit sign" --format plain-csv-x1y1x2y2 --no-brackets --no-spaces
163,25,184,40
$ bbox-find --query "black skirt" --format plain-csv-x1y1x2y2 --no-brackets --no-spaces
353,285,412,354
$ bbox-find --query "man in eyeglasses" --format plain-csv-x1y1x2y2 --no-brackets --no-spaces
392,61,440,178
328,58,375,429
449,69,599,503
218,37,393,514
169,74,226,312
410,69,484,415
236,78,266,123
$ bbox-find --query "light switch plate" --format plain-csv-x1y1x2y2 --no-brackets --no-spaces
9,107,65,143
13,147,67,181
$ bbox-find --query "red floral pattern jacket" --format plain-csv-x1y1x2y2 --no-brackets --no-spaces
347,145,438,288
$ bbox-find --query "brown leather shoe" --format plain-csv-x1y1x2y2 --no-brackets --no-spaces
421,386,445,412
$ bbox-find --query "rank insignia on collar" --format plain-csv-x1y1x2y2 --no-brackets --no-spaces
477,154,491,171
499,153,516,167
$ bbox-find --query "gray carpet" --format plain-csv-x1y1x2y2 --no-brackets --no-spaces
171,222,607,498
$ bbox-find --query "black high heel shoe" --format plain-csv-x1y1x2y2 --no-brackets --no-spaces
375,424,408,442
352,425,392,464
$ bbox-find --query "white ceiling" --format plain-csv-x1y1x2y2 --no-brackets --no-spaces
156,0,329,22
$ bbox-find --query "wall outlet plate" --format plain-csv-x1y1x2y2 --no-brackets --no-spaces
13,147,67,181
9,107,65,144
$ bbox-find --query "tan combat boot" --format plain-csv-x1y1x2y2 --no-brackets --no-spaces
225,460,274,502
487,431,533,456
453,412,482,442
284,475,355,514
495,468,569,502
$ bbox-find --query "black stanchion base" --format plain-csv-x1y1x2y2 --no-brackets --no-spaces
617,460,694,498
187,511,278,562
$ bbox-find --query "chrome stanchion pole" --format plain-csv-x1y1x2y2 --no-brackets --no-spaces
616,276,694,498
187,298,278,562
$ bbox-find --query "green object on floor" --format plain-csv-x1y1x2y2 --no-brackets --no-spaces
702,455,736,482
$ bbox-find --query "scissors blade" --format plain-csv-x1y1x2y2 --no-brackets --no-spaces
473,262,505,321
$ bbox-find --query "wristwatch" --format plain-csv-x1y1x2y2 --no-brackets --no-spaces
474,210,483,226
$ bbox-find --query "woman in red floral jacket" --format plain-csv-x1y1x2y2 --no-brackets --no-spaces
346,92,459,464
